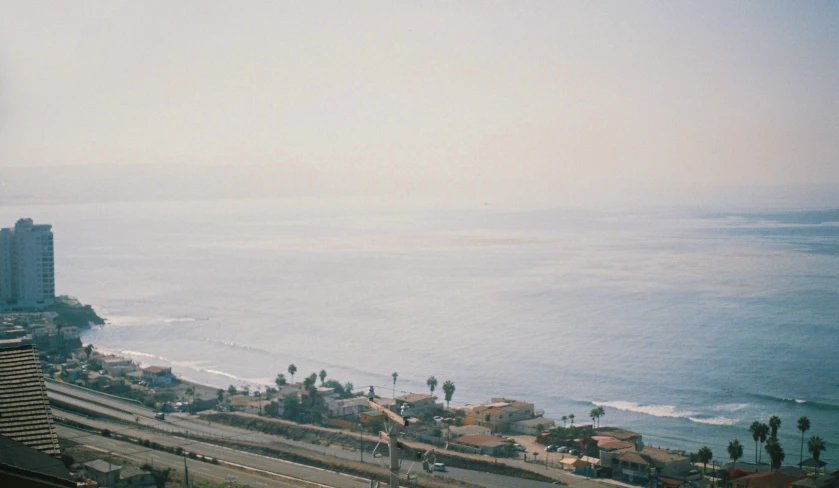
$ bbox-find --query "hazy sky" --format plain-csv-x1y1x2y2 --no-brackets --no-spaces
1,1,837,204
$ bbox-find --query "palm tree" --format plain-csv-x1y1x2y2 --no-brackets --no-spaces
749,420,769,464
757,423,770,464
427,376,438,396
764,437,785,471
698,446,713,477
288,364,297,384
319,369,327,386
590,407,605,428
391,372,398,398
749,421,763,464
768,416,782,439
561,415,568,427
595,406,605,428
442,380,455,409
808,436,826,475
275,373,287,387
569,414,575,426
728,439,743,468
185,387,194,411
797,416,810,468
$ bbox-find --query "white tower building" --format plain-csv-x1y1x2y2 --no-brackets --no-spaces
0,219,55,308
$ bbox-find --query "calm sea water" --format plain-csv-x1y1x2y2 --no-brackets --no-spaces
3,198,837,465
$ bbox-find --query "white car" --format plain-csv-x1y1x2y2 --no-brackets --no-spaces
431,463,446,472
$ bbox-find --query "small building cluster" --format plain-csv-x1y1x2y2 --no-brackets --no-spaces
0,312,81,350
83,459,155,487
457,397,555,434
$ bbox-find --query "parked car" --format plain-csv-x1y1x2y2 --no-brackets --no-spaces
545,445,558,452
568,448,579,456
431,463,446,472
154,412,165,420
515,444,527,452
557,446,569,453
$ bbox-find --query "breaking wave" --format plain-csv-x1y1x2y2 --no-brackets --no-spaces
688,416,738,426
592,401,696,419
594,401,738,426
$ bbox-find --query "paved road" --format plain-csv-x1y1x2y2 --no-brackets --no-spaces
57,423,371,488
49,382,626,488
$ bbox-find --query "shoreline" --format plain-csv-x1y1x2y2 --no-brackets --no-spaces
73,307,838,468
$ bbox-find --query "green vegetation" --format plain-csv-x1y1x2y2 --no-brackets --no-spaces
46,301,105,328
140,464,171,488
283,394,302,421
322,379,356,399
589,406,605,428
808,435,826,474
698,446,713,475
749,420,769,464
427,376,438,396
442,380,455,408
543,424,595,446
769,416,782,438
287,364,297,383
765,437,785,471
798,416,810,467
728,439,743,467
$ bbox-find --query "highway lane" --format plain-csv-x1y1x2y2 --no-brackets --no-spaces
55,409,586,488
49,382,617,488
56,424,371,488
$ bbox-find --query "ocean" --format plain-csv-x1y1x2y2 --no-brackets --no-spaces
4,198,837,466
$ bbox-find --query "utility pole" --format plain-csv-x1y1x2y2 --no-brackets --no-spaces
366,395,405,488
388,424,400,488
183,452,189,487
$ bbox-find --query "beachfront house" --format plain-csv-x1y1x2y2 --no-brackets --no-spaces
328,397,369,419
452,434,509,456
510,417,556,435
448,424,492,439
102,356,137,377
395,393,437,413
141,365,173,386
462,398,536,433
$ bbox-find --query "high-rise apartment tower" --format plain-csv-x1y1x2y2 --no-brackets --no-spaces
0,219,55,308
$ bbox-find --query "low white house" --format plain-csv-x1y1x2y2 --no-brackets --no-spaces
328,397,369,418
448,424,491,439
509,417,556,435
141,365,173,386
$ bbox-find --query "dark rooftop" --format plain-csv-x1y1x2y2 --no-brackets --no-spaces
0,344,60,456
